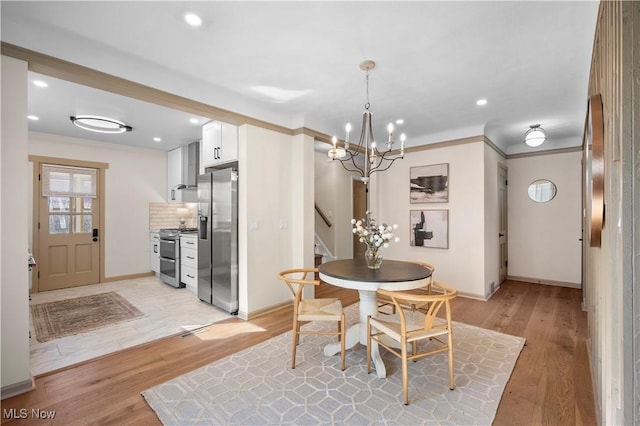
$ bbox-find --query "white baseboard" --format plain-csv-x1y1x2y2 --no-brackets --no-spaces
1,377,34,400
507,275,581,289
457,290,489,301
244,300,293,321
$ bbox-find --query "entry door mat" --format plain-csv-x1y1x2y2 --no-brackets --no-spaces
142,304,525,425
31,291,144,342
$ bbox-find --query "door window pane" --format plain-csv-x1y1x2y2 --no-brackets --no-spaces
82,197,92,213
49,197,70,212
48,197,93,234
49,215,70,234
73,215,92,233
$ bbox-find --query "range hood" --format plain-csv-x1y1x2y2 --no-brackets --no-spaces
171,141,199,202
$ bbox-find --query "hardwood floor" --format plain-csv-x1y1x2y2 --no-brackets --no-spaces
1,280,595,425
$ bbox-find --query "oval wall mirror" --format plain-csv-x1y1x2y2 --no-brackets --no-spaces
528,179,557,203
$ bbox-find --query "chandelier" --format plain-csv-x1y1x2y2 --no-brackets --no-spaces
327,60,405,184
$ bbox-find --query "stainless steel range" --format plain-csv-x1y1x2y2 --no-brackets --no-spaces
159,228,196,287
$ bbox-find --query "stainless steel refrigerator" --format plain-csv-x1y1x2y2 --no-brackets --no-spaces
197,167,239,314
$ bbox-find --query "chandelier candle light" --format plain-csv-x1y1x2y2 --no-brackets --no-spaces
352,211,399,269
328,60,406,186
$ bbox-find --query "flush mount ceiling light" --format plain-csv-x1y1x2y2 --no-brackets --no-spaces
524,124,546,147
70,115,132,134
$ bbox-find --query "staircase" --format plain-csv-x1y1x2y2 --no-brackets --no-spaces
314,233,335,264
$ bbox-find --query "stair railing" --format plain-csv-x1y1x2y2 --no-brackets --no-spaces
314,203,332,228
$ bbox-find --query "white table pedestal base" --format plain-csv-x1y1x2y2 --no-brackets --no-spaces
324,289,387,378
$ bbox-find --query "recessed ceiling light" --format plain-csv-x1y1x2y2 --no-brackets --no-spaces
70,115,133,134
153,137,162,142
27,115,39,121
33,80,48,88
395,119,404,125
476,99,487,106
184,13,202,27
189,118,200,124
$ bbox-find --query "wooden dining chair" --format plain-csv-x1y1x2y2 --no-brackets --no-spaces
377,261,435,314
367,282,458,405
277,268,346,370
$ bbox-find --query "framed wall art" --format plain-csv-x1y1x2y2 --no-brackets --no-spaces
410,163,449,203
409,209,449,249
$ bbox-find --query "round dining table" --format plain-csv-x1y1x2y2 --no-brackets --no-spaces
318,258,432,378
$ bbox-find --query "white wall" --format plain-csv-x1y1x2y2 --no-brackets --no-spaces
1,56,32,395
29,132,167,278
376,140,487,298
291,133,315,269
507,151,582,286
314,151,356,259
238,125,314,318
484,144,507,294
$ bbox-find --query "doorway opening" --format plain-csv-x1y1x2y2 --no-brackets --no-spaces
498,165,508,285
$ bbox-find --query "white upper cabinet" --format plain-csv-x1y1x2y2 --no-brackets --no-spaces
201,121,219,171
201,121,238,170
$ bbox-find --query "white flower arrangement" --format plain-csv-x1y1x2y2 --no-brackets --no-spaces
351,211,400,250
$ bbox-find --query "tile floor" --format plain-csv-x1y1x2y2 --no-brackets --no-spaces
29,275,231,376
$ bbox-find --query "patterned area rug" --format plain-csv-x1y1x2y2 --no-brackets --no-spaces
142,304,525,425
31,291,143,342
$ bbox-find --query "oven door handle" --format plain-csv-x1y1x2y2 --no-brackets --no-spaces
160,258,176,263
161,240,176,244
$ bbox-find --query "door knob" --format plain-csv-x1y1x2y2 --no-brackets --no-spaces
499,233,504,237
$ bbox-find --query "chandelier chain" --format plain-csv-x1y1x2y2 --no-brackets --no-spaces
365,70,371,109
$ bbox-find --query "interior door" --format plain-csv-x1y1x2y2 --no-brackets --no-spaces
498,165,508,284
38,164,100,291
352,179,366,259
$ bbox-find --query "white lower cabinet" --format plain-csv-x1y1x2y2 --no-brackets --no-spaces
150,231,160,274
180,235,198,295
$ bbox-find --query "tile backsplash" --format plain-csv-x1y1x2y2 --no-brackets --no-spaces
149,202,197,230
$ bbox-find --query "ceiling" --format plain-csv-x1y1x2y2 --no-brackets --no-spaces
1,1,600,155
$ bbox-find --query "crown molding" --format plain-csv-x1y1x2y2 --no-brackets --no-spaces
506,146,583,159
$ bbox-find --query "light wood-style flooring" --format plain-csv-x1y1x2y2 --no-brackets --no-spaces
1,280,595,425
